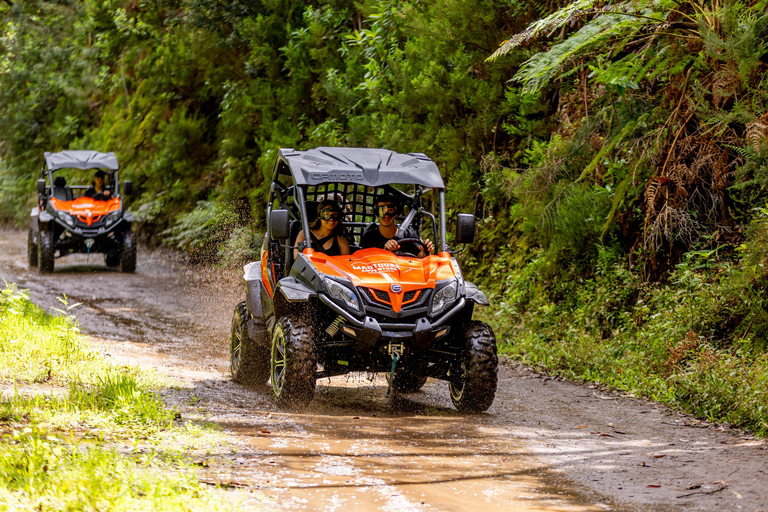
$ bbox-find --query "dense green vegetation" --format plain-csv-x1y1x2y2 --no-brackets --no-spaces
2,0,768,433
0,283,242,509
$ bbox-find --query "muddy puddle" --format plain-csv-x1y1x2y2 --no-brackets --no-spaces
200,382,617,511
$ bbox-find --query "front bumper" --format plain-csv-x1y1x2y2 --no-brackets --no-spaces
318,293,465,349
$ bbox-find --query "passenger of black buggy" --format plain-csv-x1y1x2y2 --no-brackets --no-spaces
52,176,71,201
294,200,351,258
84,170,112,200
360,193,434,257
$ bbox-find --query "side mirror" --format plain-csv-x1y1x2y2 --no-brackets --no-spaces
37,179,46,195
455,213,475,244
123,180,133,195
270,209,290,240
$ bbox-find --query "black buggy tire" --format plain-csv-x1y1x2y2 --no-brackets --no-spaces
230,301,270,387
270,315,317,408
449,321,498,413
389,362,429,393
120,231,136,273
28,229,38,267
38,230,55,274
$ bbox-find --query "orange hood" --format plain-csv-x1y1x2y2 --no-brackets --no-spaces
49,197,121,226
306,248,457,312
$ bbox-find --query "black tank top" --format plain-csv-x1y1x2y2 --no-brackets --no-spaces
309,231,341,256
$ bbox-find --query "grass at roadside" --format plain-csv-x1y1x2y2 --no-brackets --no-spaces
481,249,768,437
0,282,246,510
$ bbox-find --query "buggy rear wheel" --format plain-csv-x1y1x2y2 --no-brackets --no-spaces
120,231,136,273
270,316,316,407
38,230,55,274
230,301,270,387
449,321,498,413
28,229,38,267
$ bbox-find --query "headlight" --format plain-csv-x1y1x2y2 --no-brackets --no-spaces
430,279,458,315
56,210,75,227
326,279,361,313
105,210,121,225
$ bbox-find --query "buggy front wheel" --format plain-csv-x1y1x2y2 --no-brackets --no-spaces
28,229,38,267
270,316,316,408
38,230,55,274
449,321,498,413
120,231,136,273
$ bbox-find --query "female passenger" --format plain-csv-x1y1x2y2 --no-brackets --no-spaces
294,200,351,257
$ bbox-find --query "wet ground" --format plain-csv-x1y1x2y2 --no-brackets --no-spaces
1,226,767,511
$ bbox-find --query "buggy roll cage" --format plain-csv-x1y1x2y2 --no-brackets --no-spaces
39,150,125,199
268,147,448,253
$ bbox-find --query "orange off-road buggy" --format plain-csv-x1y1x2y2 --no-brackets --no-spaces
28,151,136,273
231,147,497,412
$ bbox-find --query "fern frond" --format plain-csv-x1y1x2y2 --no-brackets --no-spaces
746,113,768,152
514,13,648,93
488,0,602,61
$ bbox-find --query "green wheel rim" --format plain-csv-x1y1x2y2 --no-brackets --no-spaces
450,360,467,402
271,325,287,398
231,310,242,374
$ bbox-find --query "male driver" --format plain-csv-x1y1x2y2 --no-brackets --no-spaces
361,193,434,257
84,170,112,201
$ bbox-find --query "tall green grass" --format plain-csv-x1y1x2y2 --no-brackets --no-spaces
0,282,244,510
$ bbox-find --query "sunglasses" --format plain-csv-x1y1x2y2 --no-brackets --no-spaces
376,205,398,217
319,210,340,221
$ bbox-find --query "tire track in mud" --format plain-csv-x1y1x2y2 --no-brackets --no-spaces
2,227,767,512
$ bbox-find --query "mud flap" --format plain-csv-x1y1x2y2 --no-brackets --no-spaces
244,261,265,319
248,318,269,347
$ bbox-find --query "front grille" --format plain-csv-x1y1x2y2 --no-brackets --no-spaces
372,288,390,302
361,287,431,316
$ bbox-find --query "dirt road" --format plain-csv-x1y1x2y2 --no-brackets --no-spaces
1,226,766,512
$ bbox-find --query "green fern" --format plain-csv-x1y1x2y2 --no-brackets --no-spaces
514,13,650,93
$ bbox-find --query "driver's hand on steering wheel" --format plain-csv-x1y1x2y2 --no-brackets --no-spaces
384,239,400,252
384,238,434,257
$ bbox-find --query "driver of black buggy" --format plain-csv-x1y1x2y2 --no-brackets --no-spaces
84,170,112,201
361,193,434,257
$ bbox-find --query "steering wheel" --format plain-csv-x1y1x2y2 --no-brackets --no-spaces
393,237,429,257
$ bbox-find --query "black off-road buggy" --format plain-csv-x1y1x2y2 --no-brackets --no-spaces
231,147,497,412
28,150,136,273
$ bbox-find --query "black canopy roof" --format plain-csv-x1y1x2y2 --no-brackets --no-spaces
44,151,119,171
278,147,445,189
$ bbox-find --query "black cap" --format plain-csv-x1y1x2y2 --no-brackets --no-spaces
94,170,106,178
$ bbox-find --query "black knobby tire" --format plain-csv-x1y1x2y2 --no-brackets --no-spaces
230,301,270,387
270,315,317,407
449,321,498,413
390,362,428,393
120,231,137,273
105,253,120,267
38,230,55,274
28,229,38,267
